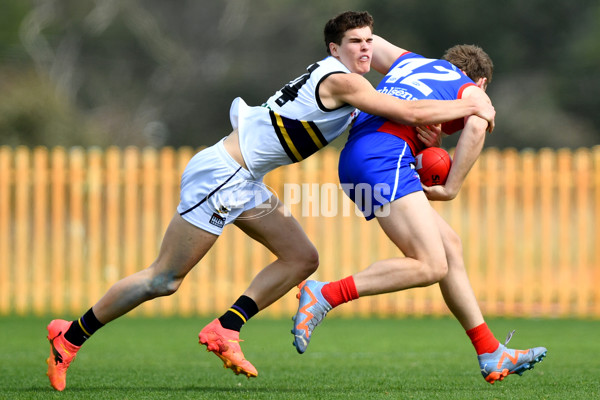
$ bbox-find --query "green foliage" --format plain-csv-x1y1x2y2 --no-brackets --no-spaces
0,0,29,61
0,1,599,148
0,67,105,147
1,316,599,399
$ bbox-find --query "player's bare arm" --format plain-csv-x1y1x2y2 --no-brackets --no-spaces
320,72,496,129
422,86,489,201
370,34,408,74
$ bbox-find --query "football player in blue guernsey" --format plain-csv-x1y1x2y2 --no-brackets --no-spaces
293,37,547,384
45,11,497,390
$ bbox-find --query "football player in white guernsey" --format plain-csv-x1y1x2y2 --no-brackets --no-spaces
45,11,497,389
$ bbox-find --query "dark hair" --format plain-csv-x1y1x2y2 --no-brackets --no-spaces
442,44,494,84
324,11,374,55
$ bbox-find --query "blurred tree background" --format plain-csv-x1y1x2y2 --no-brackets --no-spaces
0,0,598,149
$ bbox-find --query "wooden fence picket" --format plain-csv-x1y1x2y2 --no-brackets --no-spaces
0,146,599,318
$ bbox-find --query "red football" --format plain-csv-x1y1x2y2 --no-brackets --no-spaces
415,147,452,186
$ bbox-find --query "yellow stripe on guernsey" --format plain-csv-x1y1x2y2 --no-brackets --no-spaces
269,111,328,163
228,307,247,323
273,113,303,161
302,120,325,148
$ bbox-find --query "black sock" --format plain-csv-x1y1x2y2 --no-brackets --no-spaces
64,308,105,346
218,295,259,332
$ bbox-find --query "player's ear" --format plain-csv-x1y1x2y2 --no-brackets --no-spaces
476,77,488,91
329,42,339,56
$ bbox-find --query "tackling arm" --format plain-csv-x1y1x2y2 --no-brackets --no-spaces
371,35,407,75
322,73,496,130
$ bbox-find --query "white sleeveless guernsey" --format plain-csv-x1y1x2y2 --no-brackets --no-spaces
231,56,358,178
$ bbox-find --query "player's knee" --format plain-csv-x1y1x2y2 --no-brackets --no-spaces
146,269,182,297
444,231,465,272
303,245,320,275
433,260,449,282
421,256,448,285
292,243,320,278
309,248,320,271
445,229,463,258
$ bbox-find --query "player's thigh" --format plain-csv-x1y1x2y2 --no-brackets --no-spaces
152,213,219,279
234,196,316,261
376,191,445,261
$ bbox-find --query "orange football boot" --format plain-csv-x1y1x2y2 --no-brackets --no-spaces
46,319,81,391
199,318,257,378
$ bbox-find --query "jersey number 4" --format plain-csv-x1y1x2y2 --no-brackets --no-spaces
275,63,320,107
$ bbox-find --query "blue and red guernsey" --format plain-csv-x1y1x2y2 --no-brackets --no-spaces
349,52,475,155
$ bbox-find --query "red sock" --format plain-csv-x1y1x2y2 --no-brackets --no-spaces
321,276,359,308
466,322,500,355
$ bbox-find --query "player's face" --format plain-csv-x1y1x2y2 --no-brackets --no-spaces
330,26,373,75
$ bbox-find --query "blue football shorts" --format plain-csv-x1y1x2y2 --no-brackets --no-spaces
338,132,422,220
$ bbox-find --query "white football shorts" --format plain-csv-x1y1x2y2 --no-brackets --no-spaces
177,138,273,235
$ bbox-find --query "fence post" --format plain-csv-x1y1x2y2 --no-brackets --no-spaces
105,147,122,296
0,147,12,314
538,148,555,316
141,148,158,316
14,147,30,315
158,147,178,316
483,149,500,315
68,147,85,315
32,147,49,315
502,149,519,315
574,148,592,317
123,147,140,314
87,148,103,311
594,146,600,317
557,149,572,316
50,147,67,315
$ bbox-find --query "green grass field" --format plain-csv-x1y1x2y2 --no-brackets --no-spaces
1,316,598,399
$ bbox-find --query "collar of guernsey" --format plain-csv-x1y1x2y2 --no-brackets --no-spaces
230,56,357,178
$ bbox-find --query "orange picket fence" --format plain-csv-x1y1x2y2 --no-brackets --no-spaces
1,145,599,319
